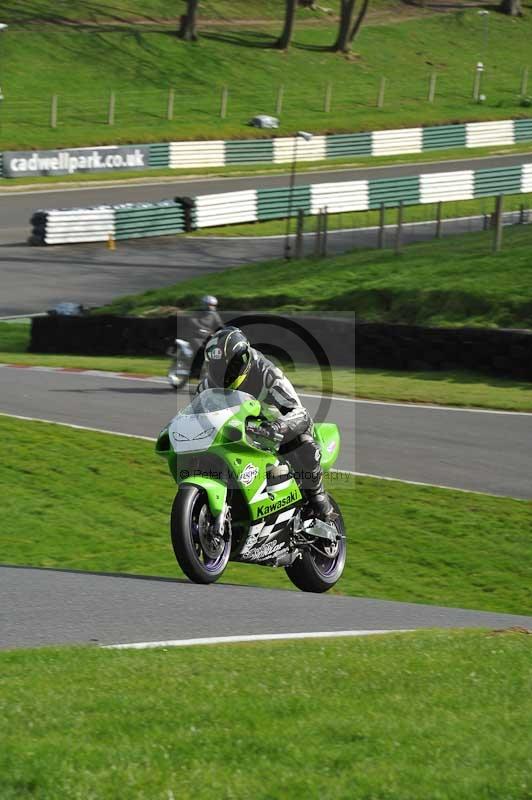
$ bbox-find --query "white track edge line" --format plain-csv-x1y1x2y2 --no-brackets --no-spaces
0,411,156,441
103,629,414,649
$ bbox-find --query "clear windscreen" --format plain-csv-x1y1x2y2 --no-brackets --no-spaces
180,388,253,416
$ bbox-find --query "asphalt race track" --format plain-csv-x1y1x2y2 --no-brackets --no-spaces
1,366,531,499
1,152,531,315
1,565,531,650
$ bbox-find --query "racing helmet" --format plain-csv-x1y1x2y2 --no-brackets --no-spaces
202,294,218,310
204,327,251,389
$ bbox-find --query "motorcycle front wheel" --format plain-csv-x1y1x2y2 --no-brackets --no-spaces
170,484,231,584
285,497,347,593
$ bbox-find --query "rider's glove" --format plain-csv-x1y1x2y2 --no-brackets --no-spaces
257,420,288,444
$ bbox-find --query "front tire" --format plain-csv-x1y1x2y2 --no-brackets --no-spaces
171,484,231,584
285,497,346,593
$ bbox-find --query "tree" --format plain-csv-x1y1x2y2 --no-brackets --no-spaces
277,0,298,49
333,0,356,52
349,0,370,44
178,0,199,41
499,0,522,15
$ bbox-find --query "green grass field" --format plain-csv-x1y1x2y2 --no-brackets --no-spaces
99,226,532,328
1,631,531,799
1,1,532,149
1,416,530,613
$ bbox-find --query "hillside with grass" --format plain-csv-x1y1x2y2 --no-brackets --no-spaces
99,227,532,329
1,0,531,149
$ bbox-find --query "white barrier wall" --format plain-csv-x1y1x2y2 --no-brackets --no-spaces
372,128,423,157
273,136,327,164
311,181,369,214
466,120,515,148
521,164,532,193
195,190,258,227
169,141,225,168
419,171,475,204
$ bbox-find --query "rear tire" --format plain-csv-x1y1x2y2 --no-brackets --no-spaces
171,484,231,584
285,497,346,593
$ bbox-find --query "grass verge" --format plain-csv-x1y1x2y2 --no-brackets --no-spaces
2,6,532,149
1,631,531,799
98,226,532,329
1,416,531,613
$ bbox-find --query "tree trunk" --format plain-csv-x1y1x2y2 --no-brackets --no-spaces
499,0,522,14
277,0,298,49
178,0,199,40
349,0,370,43
333,0,357,53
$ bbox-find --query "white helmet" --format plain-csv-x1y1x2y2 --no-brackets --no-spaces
202,295,218,310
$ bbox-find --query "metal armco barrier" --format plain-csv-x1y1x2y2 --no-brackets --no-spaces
4,117,532,178
30,162,532,244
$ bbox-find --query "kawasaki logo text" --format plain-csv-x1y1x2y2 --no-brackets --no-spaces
256,491,297,517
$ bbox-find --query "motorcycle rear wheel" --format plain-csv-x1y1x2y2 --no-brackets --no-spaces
285,497,346,593
171,484,231,584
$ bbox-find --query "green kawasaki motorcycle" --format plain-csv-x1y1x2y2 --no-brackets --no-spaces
156,388,346,593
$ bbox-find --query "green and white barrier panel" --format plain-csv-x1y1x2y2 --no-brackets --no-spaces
29,162,532,244
6,118,532,179
29,200,187,245
184,162,532,229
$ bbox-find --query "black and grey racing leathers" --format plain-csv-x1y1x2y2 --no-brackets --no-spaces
196,348,326,503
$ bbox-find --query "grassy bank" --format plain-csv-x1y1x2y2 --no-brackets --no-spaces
99,227,532,328
1,631,531,799
1,416,531,613
1,3,532,149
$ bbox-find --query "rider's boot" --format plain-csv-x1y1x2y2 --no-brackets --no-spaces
304,473,337,522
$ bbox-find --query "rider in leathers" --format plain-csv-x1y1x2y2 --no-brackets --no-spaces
197,326,335,521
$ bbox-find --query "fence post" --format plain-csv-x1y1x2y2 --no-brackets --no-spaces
314,211,323,258
395,201,404,255
493,194,504,253
519,203,526,224
276,85,284,117
472,66,482,102
377,77,386,109
435,201,443,239
220,86,228,119
324,82,332,113
108,91,115,126
50,94,58,129
378,203,386,249
295,208,304,259
321,207,328,257
428,72,437,103
167,89,175,121
520,66,529,97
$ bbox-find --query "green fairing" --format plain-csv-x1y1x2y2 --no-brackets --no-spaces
156,391,340,523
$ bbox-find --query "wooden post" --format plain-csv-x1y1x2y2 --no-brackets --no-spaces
428,72,437,104
321,207,328,257
395,201,404,255
378,203,386,249
107,233,116,251
220,86,228,119
108,91,115,126
520,66,529,97
493,194,504,253
435,201,443,239
50,94,58,129
295,208,304,259
167,89,175,121
314,211,322,258
377,77,386,109
324,82,332,113
276,85,284,117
